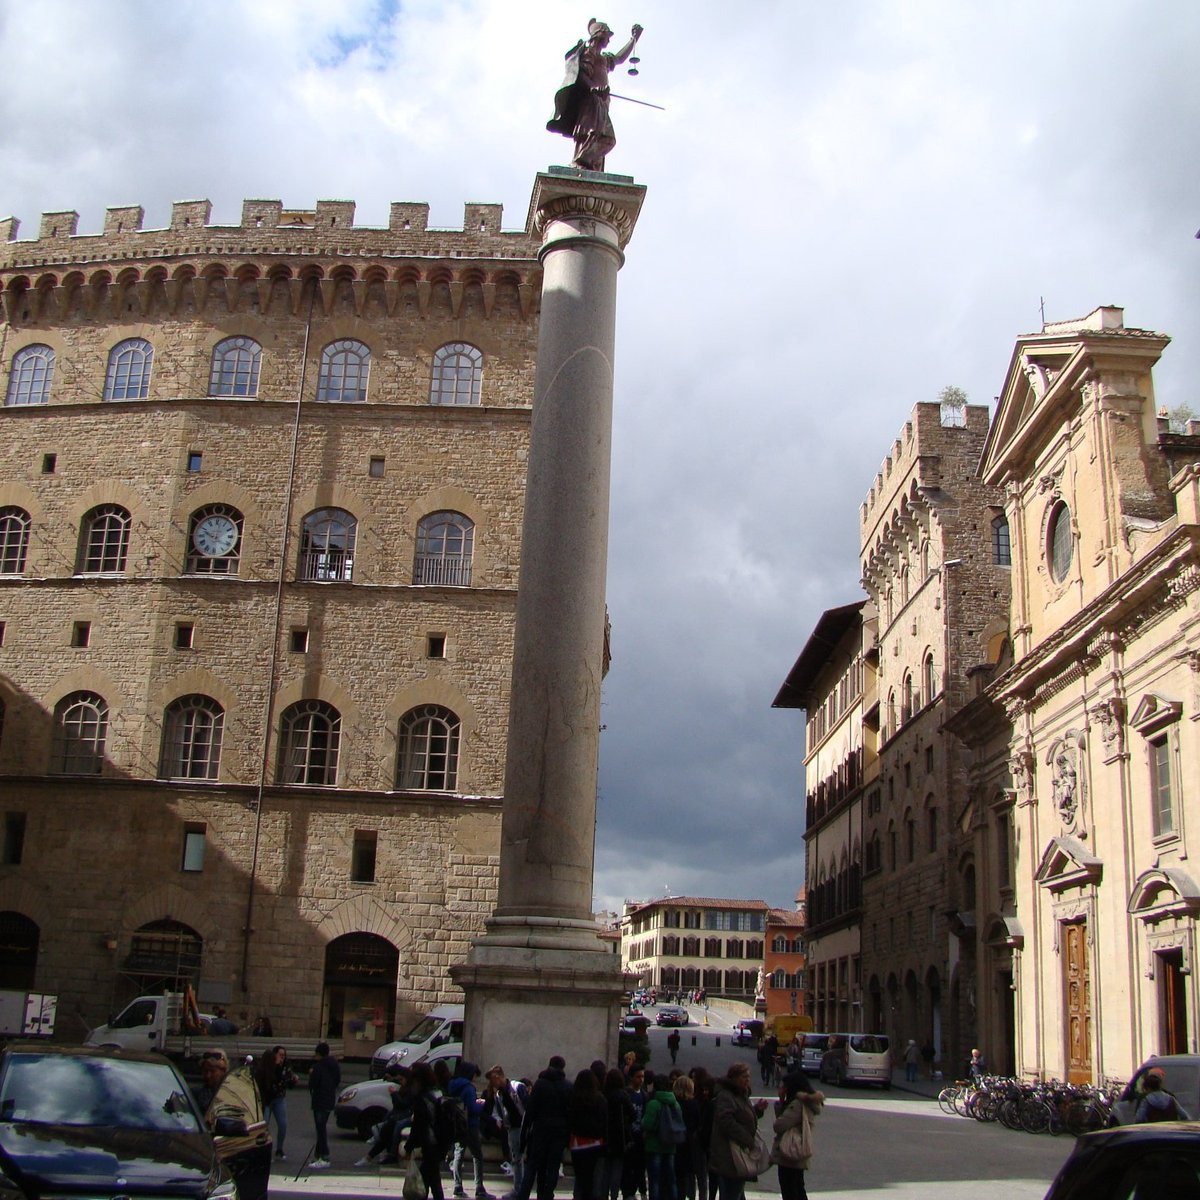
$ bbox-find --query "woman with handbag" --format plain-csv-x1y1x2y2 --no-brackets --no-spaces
567,1068,607,1200
770,1073,824,1200
707,1064,770,1200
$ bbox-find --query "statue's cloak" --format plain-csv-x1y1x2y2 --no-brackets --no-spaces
546,40,586,136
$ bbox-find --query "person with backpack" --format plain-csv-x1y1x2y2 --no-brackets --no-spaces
515,1055,572,1200
449,1062,495,1200
407,1063,449,1200
1135,1067,1192,1122
642,1074,684,1200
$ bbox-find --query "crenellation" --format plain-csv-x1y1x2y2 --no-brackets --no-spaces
39,211,79,240
104,205,144,236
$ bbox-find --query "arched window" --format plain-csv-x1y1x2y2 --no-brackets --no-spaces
886,691,896,739
905,810,916,862
5,344,54,406
901,674,913,723
430,342,483,406
300,508,356,581
278,700,341,786
927,801,939,852
992,514,1011,566
414,511,474,586
51,691,108,774
104,338,153,400
397,704,461,791
126,918,203,993
186,504,243,574
1048,502,1073,582
772,935,788,953
317,339,369,402
208,336,261,397
160,695,224,780
78,505,131,573
0,507,31,574
922,653,936,705
772,969,786,989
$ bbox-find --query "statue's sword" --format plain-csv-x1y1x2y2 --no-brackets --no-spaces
609,92,666,111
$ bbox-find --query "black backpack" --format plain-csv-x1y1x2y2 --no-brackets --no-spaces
436,1095,470,1152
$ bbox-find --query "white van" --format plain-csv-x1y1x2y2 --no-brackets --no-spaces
370,1004,464,1078
819,1033,892,1088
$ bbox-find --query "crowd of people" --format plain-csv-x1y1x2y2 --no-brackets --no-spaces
188,1038,828,1200
341,1050,824,1200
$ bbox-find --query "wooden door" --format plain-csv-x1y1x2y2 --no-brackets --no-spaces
1063,919,1092,1085
1160,949,1188,1055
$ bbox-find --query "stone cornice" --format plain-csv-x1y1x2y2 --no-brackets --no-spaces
529,169,647,250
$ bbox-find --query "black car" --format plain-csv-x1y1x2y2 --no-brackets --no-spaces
656,1005,689,1027
1042,1122,1200,1199
0,1043,237,1200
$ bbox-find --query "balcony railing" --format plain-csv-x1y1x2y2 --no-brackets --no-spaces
413,554,472,587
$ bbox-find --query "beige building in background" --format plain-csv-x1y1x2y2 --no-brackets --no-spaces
774,601,871,1032
0,193,542,1049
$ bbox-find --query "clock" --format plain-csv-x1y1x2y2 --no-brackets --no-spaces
192,514,239,558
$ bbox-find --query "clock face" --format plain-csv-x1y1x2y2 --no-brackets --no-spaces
192,514,239,558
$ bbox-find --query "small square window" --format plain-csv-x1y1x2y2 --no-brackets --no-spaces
351,830,377,883
2,813,26,866
175,622,195,650
369,456,385,478
41,453,57,474
71,620,91,648
427,634,446,659
290,628,309,653
187,451,203,472
182,825,206,872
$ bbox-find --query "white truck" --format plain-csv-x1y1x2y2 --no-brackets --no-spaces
0,989,58,1039
86,992,340,1065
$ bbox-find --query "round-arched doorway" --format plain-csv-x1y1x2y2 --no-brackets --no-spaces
322,932,398,1055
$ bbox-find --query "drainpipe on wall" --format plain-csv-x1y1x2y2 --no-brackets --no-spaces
240,284,317,994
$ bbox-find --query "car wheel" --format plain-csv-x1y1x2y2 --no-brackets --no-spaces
357,1107,387,1141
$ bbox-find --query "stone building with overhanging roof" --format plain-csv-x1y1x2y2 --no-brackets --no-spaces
0,191,543,1052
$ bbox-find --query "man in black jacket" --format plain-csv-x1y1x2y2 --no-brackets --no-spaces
307,1042,341,1168
514,1056,572,1200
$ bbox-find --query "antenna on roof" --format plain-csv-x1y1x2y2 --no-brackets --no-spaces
1039,296,1046,329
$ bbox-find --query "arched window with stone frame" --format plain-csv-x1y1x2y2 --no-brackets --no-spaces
429,342,483,406
901,673,914,724
413,511,474,586
5,344,54,406
277,699,341,786
78,505,131,574
104,338,154,400
316,339,370,403
299,508,356,582
396,704,461,791
160,695,225,781
0,507,31,574
922,651,936,706
51,691,109,775
208,336,262,397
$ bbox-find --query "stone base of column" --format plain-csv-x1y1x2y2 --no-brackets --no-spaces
450,935,624,1082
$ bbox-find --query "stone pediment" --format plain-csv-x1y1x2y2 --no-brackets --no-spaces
1128,867,1200,922
1035,836,1103,894
1129,693,1182,736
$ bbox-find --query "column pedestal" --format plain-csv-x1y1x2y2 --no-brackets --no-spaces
451,168,645,1081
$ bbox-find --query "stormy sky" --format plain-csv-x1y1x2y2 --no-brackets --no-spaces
2,0,1197,915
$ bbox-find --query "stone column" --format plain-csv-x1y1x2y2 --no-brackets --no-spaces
451,168,645,1080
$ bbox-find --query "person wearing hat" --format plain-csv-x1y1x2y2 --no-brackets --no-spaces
1135,1066,1192,1122
547,18,644,171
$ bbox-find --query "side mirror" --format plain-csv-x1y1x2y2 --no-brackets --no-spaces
212,1117,249,1137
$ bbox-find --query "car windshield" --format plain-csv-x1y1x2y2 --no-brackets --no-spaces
0,1053,202,1133
396,1016,443,1045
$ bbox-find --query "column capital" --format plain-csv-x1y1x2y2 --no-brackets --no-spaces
529,168,647,250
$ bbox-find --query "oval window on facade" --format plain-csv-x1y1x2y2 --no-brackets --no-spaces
1048,501,1073,583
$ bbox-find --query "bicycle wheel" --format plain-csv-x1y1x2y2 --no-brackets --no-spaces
1019,1098,1051,1134
937,1085,961,1116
